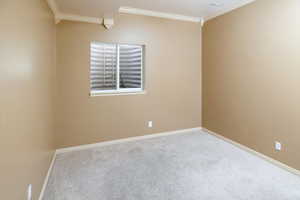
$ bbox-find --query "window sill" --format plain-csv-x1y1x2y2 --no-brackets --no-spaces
90,90,146,97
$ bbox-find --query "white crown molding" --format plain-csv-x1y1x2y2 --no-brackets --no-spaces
46,0,61,23
46,0,102,25
46,1,203,25
200,18,205,27
119,7,202,23
46,0,59,16
204,0,255,22
56,13,103,24
47,0,254,25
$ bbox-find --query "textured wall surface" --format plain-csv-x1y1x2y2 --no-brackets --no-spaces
203,0,300,170
55,14,202,148
0,0,56,199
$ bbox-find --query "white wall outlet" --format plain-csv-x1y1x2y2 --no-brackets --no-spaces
275,141,282,151
148,121,153,128
27,184,32,200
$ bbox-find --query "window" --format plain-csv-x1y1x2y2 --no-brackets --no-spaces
90,42,144,95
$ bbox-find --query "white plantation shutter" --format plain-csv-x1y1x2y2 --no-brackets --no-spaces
90,42,144,95
90,43,117,91
119,45,143,89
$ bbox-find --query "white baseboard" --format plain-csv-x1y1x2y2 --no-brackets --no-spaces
56,127,202,154
202,128,300,176
39,126,298,200
38,151,57,200
39,127,201,199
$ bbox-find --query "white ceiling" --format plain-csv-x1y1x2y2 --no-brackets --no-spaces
54,0,255,21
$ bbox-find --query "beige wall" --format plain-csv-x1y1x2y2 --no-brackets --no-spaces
203,0,300,170
0,0,56,199
55,14,202,148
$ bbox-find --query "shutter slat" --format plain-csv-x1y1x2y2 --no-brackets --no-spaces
90,42,117,90
90,42,143,91
119,45,142,89
120,55,141,60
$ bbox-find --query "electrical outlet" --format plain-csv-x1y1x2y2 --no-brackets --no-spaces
275,141,282,151
27,184,32,200
148,121,153,128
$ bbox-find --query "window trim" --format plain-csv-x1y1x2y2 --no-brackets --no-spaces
90,42,145,96
90,88,145,96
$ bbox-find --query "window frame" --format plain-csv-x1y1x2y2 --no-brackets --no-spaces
90,42,145,96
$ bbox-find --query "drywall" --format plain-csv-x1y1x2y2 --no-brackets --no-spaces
203,0,300,170
55,14,202,148
0,0,56,199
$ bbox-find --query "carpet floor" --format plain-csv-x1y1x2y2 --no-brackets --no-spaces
43,130,300,200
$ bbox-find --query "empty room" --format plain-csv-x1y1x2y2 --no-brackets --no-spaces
1,0,300,199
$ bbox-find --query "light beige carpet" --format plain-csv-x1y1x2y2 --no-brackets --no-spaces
43,130,300,200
